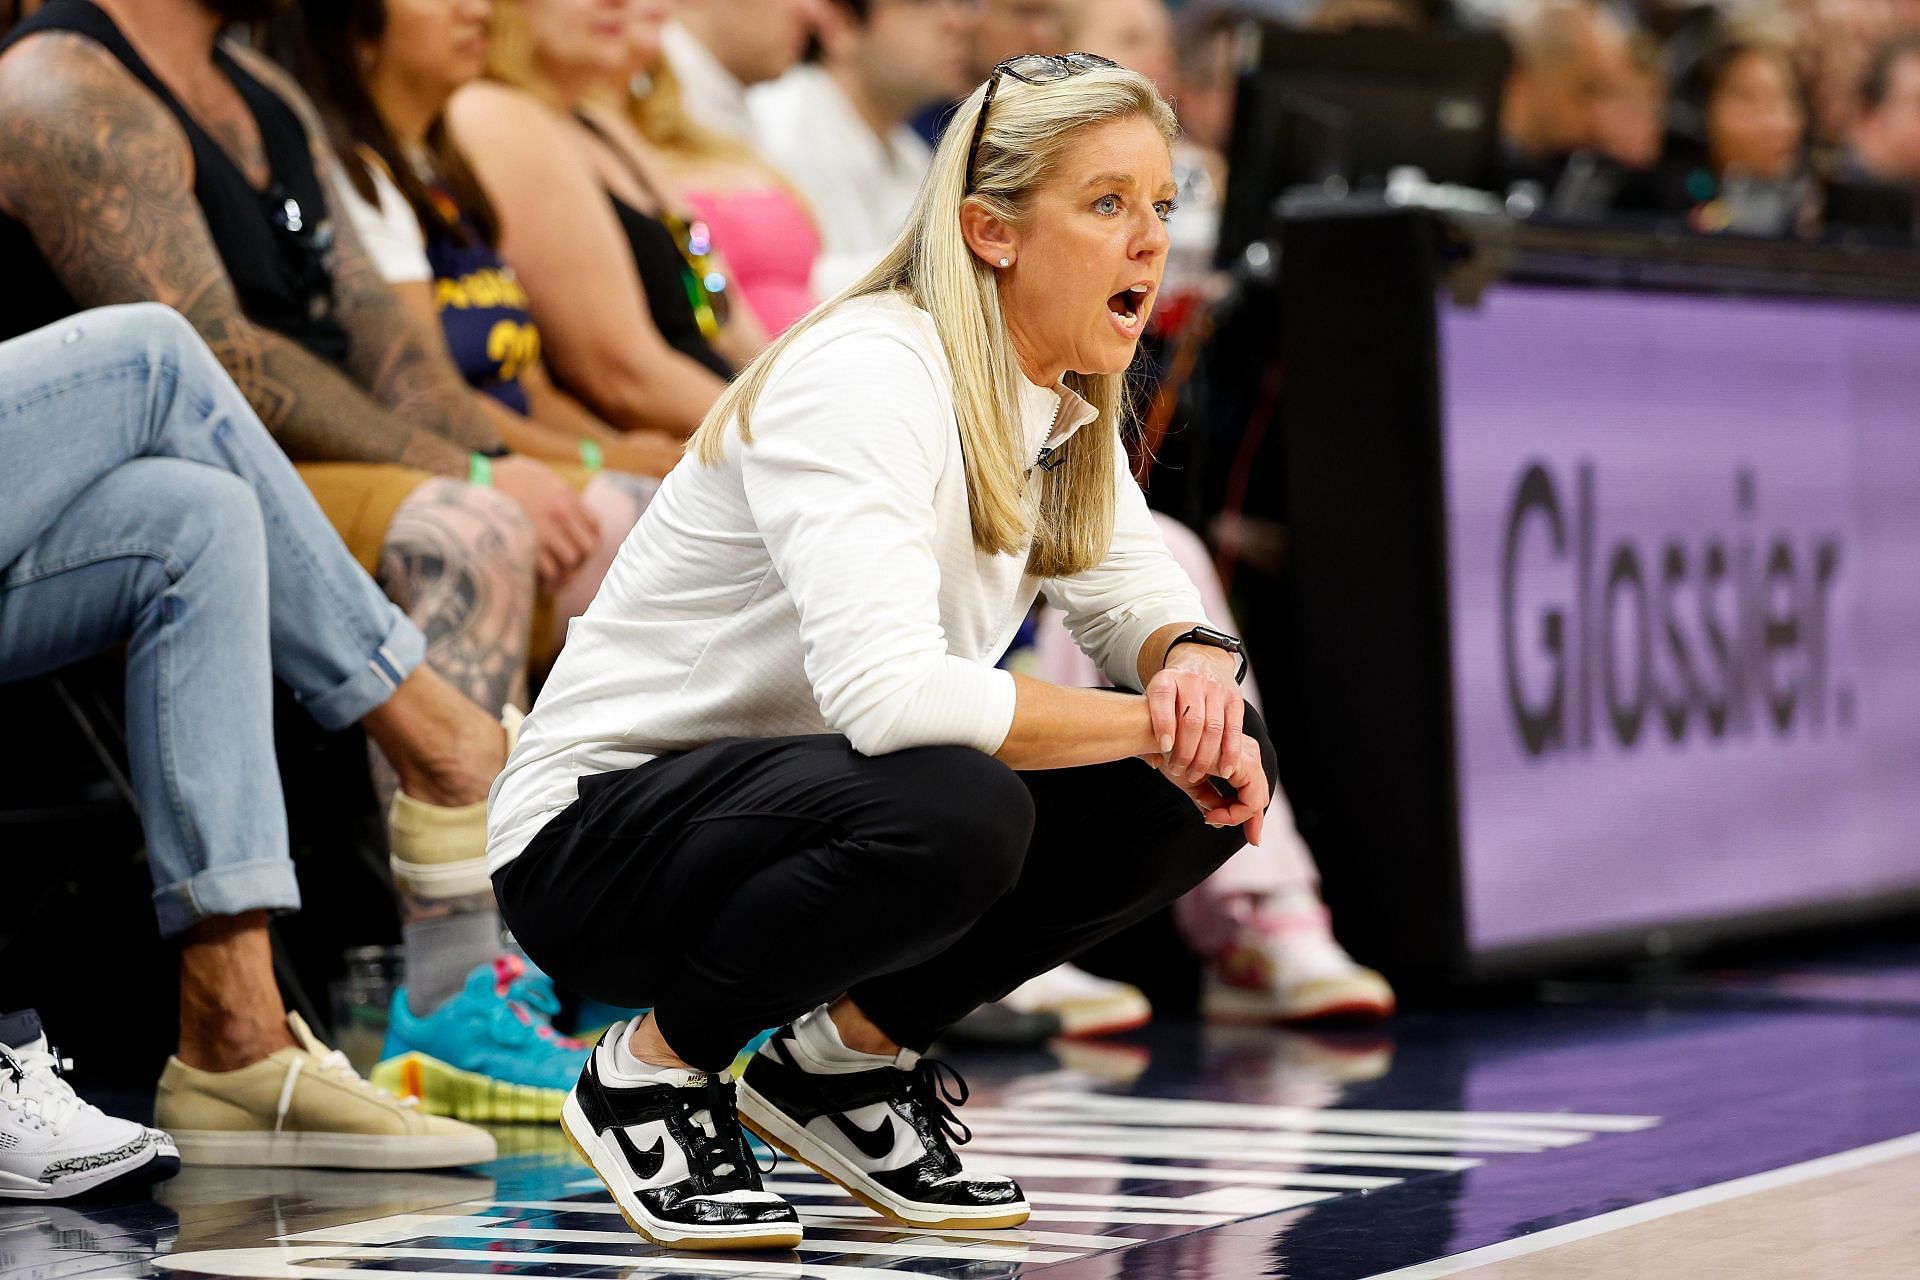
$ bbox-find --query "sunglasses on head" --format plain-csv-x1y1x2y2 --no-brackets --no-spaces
965,52,1119,191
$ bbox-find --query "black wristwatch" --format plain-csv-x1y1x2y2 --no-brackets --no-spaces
1166,625,1247,684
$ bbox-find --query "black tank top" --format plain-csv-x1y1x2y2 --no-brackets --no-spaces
0,0,349,362
572,114,730,380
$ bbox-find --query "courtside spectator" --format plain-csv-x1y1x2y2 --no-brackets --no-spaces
631,5,824,336
908,0,1067,143
0,0,592,1116
0,305,501,1174
1668,27,1816,234
1846,34,1920,183
1596,28,1668,170
270,0,670,663
1500,0,1622,179
448,0,753,442
972,0,1066,76
752,0,981,296
662,0,819,145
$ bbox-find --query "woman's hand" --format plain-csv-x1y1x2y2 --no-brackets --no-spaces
1145,645,1244,784
1146,735,1269,846
491,455,600,593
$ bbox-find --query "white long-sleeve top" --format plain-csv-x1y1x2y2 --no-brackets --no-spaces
485,292,1212,872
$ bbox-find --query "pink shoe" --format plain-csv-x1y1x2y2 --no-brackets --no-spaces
1204,896,1395,1025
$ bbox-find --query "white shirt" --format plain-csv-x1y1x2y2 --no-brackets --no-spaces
662,22,757,145
331,161,430,286
485,292,1212,872
748,66,932,297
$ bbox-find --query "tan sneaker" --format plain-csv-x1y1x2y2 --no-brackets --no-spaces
155,1014,497,1170
387,706,523,899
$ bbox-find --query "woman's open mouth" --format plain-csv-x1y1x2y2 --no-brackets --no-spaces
1106,285,1152,336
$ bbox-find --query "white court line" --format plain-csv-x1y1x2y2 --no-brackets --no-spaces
995,1103,1626,1146
966,1153,1400,1188
288,1220,1083,1265
1359,1130,1920,1279
967,1133,1482,1171
759,1179,1334,1213
1016,1093,1661,1131
965,1117,1548,1153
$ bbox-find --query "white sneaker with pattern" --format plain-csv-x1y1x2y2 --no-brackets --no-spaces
0,1010,178,1200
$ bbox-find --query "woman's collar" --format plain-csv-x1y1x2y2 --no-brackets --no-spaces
1018,374,1099,459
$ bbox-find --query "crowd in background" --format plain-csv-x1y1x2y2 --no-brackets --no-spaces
0,0,1913,1193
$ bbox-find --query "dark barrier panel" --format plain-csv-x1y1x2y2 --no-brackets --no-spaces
1271,207,1920,989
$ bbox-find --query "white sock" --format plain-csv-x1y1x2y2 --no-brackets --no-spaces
600,1020,704,1088
790,1005,900,1074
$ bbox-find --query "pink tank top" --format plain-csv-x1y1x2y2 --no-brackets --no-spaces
684,186,820,337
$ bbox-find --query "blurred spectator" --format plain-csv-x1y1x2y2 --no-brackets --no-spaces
632,9,825,335
1657,26,1818,232
1063,0,1175,86
663,0,819,143
1845,32,1920,182
450,0,750,443
973,0,1067,74
1500,0,1622,174
1172,3,1245,155
752,0,980,296
1596,27,1667,169
1309,0,1430,30
1697,34,1810,182
270,0,671,663
0,0,611,1115
910,0,1065,145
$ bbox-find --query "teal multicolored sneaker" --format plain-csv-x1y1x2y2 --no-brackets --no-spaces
372,955,588,1123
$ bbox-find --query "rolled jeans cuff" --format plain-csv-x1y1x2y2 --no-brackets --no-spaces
298,608,425,732
152,855,303,939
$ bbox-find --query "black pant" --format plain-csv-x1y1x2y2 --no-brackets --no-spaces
494,707,1275,1071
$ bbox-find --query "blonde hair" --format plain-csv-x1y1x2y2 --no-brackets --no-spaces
484,0,556,106
630,56,760,168
691,66,1178,578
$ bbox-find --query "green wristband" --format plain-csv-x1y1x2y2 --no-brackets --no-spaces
578,439,604,473
468,451,493,487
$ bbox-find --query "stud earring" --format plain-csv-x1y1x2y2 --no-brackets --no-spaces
999,257,1011,267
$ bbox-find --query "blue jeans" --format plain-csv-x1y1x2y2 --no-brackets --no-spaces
0,304,427,936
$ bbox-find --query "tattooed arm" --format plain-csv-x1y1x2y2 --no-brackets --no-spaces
225,43,500,454
0,33,472,473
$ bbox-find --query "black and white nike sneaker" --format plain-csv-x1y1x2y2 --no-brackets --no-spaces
737,1022,1029,1230
560,1022,801,1250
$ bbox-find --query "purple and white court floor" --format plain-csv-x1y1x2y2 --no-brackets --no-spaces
8,939,1920,1280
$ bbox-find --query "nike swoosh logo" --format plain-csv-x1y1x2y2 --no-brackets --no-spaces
612,1127,666,1181
828,1110,899,1161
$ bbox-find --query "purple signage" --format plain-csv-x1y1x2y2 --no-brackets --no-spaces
1439,285,1920,954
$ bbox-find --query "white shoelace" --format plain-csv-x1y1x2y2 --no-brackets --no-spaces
686,1106,737,1178
0,1042,88,1134
271,1042,416,1133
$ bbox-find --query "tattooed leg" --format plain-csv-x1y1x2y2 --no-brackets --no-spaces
378,477,536,725
548,472,658,653
373,479,533,981
370,477,533,820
